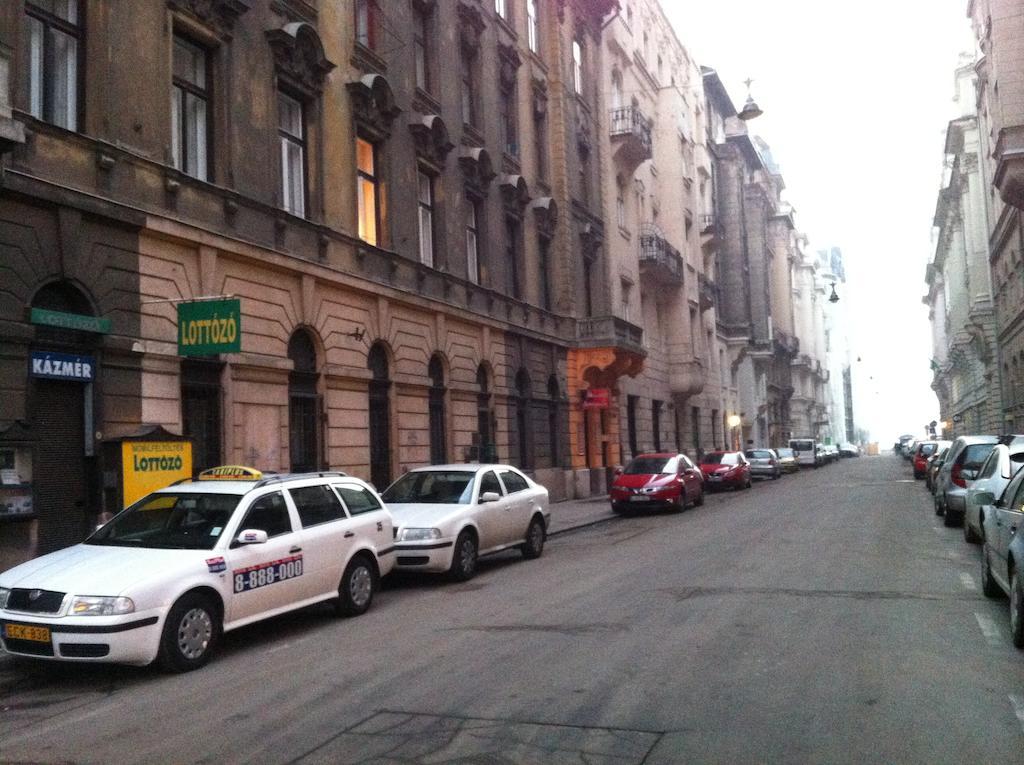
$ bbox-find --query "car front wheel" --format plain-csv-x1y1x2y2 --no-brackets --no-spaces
521,515,546,559
336,554,377,617
694,486,705,507
158,593,220,673
449,530,478,581
1012,569,1024,648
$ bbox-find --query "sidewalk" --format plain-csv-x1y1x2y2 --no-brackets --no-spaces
547,494,618,536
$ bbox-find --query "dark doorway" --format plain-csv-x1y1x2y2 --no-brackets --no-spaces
181,360,223,473
368,343,391,490
515,368,532,469
476,364,496,462
547,375,560,467
34,379,88,553
288,329,321,473
428,355,447,464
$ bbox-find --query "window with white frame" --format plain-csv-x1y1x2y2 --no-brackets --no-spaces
24,0,81,130
572,39,583,95
527,0,539,53
418,171,435,267
278,91,306,217
172,35,210,181
465,196,481,284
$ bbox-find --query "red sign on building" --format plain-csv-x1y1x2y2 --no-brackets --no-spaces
583,388,611,409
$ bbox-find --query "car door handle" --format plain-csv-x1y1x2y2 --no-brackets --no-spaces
344,531,355,538
290,546,303,553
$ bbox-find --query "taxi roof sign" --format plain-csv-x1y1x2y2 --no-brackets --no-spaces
197,465,263,481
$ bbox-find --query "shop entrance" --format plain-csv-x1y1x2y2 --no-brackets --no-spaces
33,378,89,553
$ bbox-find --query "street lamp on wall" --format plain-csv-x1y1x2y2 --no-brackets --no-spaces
727,414,742,451
828,282,840,304
738,78,763,121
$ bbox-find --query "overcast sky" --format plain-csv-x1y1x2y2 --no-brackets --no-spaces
664,0,975,444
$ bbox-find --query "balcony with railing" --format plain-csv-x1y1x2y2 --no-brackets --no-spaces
577,315,645,356
638,223,683,287
609,105,653,170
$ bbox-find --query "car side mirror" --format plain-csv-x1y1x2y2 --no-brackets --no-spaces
974,490,996,506
479,491,501,503
235,529,268,545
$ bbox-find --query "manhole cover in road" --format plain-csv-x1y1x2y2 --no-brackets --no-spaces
293,710,662,764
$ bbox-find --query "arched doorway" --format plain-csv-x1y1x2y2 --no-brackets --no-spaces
547,375,560,467
288,329,321,473
368,343,392,489
515,368,532,469
29,281,99,553
428,354,447,465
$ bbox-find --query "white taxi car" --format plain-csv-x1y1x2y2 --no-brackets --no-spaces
0,467,395,671
380,464,550,581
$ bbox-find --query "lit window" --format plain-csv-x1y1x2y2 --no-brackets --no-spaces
418,171,435,267
527,0,538,53
278,91,306,217
171,35,210,181
24,0,81,130
572,40,583,95
357,137,379,246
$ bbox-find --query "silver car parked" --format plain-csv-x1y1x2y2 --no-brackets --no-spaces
965,441,1024,543
934,435,999,527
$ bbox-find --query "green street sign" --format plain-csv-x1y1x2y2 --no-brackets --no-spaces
30,308,111,334
178,298,241,356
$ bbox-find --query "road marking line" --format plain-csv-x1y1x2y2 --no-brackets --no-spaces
961,572,978,591
1009,695,1024,735
975,612,1003,646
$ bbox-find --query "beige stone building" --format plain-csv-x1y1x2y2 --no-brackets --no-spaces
599,0,724,459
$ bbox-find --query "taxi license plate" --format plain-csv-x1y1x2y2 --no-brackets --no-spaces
629,495,650,502
4,623,51,643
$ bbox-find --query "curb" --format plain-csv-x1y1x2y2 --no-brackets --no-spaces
549,513,620,537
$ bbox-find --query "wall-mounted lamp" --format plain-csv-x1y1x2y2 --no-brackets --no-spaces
828,283,840,304
738,78,763,121
344,326,366,342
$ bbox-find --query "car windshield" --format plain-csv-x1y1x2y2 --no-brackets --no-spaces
776,448,795,458
791,440,813,451
744,450,771,459
382,471,475,504
919,443,937,456
704,453,738,465
86,492,241,550
624,457,675,474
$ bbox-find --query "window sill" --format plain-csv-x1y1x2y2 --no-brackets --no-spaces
351,42,387,75
413,88,442,115
462,123,486,146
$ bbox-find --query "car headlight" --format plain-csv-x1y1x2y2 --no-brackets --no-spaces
0,587,9,609
398,528,442,542
70,595,135,616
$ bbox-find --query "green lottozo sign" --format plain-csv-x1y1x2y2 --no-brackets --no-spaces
30,308,111,334
177,298,241,356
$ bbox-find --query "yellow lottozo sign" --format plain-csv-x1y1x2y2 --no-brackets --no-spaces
122,441,193,507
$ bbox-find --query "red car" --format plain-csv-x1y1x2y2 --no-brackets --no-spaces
699,450,752,491
912,441,939,479
610,453,706,513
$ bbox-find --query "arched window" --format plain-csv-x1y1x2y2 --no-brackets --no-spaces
547,375,560,467
368,343,391,489
288,329,321,473
428,354,447,465
515,368,532,469
476,363,496,462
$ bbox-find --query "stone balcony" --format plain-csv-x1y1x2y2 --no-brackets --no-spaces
994,125,1024,209
773,328,800,356
638,224,683,287
609,105,653,171
669,357,706,396
698,273,718,311
577,315,646,357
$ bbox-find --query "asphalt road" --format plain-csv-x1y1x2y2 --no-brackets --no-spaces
3,455,1024,764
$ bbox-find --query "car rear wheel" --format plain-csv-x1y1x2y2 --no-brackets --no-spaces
158,593,220,673
964,515,982,544
934,496,944,516
335,554,377,617
449,530,478,582
520,515,546,559
671,489,686,513
943,507,962,527
694,487,705,507
1011,569,1024,648
981,542,1001,599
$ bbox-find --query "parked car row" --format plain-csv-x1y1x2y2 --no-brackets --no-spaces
0,463,550,672
915,433,1024,647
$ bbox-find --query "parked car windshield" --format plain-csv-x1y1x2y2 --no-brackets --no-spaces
624,457,676,475
744,450,772,459
790,440,814,451
382,471,475,504
776,448,795,458
704,453,739,465
86,492,241,550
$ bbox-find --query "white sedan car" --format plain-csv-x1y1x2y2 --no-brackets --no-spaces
0,468,395,671
381,464,550,580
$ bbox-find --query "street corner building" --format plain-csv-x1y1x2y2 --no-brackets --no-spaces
0,0,634,568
